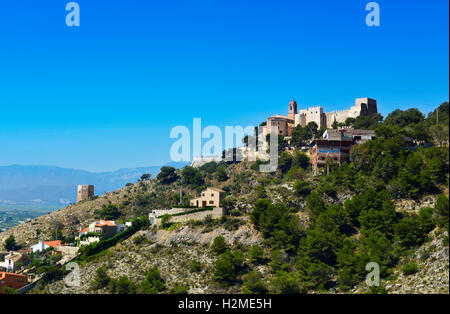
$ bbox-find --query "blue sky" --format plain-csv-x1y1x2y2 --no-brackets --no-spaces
0,0,448,172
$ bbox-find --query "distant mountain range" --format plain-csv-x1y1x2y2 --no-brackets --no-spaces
0,162,187,206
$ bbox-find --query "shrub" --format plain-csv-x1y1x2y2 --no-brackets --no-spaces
181,166,204,187
211,236,227,254
215,167,228,181
171,283,189,294
91,267,111,290
114,276,137,294
305,192,326,218
243,271,267,294
269,250,289,272
140,267,166,294
293,180,311,196
133,234,147,245
443,235,449,247
38,265,64,283
100,204,121,220
221,196,237,214
434,194,449,230
213,251,236,283
161,214,172,229
2,286,18,294
167,223,179,231
4,234,17,251
213,250,243,283
270,271,305,294
254,185,267,199
249,245,265,265
157,166,178,184
190,259,202,273
402,262,418,276
140,173,151,181
368,285,388,294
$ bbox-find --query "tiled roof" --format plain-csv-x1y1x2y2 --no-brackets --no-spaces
44,240,66,248
0,271,28,280
95,220,117,227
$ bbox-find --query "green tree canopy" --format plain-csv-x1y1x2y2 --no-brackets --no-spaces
157,166,179,184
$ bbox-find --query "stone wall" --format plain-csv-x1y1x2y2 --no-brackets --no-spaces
56,245,79,256
150,208,193,218
153,207,224,225
79,236,100,246
326,109,352,127
295,98,378,129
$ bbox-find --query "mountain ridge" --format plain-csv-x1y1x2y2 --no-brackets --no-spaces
0,162,188,205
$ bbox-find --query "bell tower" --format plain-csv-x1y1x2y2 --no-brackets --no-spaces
288,98,298,120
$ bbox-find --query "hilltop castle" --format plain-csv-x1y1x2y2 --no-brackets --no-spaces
263,97,378,137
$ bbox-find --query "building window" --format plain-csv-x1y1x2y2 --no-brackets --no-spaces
209,201,214,204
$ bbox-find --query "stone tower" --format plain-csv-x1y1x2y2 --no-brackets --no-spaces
77,185,94,202
288,98,298,120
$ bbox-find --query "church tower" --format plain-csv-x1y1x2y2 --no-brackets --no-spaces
288,98,298,120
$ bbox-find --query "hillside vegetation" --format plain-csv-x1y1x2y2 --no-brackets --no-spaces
1,102,449,294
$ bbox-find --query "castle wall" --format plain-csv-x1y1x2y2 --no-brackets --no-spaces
355,98,378,115
305,106,323,128
271,98,377,134
326,109,351,128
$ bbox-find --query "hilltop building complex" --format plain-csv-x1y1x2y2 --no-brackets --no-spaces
264,97,378,136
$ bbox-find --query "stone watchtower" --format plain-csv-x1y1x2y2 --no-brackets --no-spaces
288,98,298,120
355,98,378,116
77,185,94,202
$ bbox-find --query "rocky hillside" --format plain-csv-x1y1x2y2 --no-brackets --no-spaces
353,229,449,294
387,230,449,294
31,220,263,294
0,160,282,247
1,147,448,295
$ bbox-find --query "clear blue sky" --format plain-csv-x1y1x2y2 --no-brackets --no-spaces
0,0,448,172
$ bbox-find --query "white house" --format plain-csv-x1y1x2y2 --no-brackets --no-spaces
30,241,50,253
0,252,29,272
76,220,129,245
